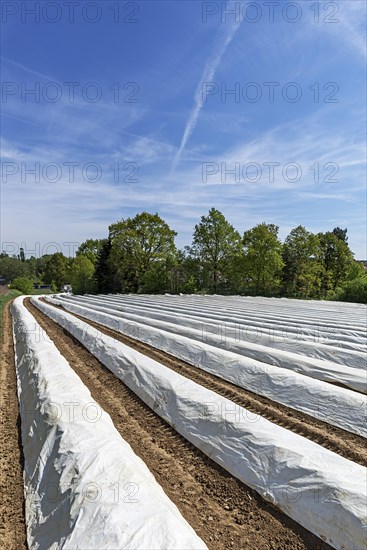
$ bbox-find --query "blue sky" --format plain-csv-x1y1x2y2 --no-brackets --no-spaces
1,0,366,258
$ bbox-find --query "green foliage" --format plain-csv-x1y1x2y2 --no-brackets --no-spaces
0,289,22,343
108,212,177,293
9,277,34,294
42,253,71,290
334,276,367,304
316,231,354,295
347,261,366,281
76,239,104,265
181,275,197,294
172,248,201,294
332,227,348,243
282,226,320,298
1,214,364,302
243,223,284,295
51,281,58,293
69,255,96,295
0,254,30,280
94,238,114,293
281,226,356,299
141,257,176,294
33,255,50,279
191,208,243,292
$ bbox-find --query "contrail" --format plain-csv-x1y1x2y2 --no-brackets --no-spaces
1,56,60,82
171,2,244,173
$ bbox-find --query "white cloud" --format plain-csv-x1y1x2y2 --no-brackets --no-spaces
172,1,245,172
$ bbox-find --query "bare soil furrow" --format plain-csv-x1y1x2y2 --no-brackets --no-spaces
0,301,27,550
27,299,332,550
41,298,367,466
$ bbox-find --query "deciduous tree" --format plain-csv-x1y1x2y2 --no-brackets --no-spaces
43,253,70,290
191,208,243,292
243,223,283,295
69,255,96,295
108,212,177,292
282,226,320,297
76,239,104,265
317,231,354,295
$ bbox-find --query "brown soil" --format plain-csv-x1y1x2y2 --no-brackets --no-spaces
0,301,27,549
41,298,367,467
26,298,333,550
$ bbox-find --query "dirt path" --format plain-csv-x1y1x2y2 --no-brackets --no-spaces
26,299,333,550
41,298,367,467
0,301,27,550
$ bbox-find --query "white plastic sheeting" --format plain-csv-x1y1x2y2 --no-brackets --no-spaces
65,293,367,347
33,296,367,550
63,293,367,360
43,296,367,437
50,294,367,392
12,297,207,550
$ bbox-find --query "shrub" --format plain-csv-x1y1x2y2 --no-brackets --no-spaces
10,277,34,295
335,276,367,304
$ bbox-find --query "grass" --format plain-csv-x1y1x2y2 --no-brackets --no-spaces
0,288,55,343
0,289,22,343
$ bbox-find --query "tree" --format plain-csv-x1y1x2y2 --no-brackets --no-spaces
141,256,177,293
34,255,50,280
348,260,367,281
172,248,201,293
108,212,177,293
191,208,243,292
43,253,70,290
69,255,96,295
282,226,320,298
335,273,367,303
94,238,115,293
332,227,348,244
243,223,284,295
316,231,354,295
76,239,104,265
10,277,34,294
0,254,30,280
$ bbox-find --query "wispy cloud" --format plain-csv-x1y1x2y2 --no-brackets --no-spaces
1,56,60,82
1,1,365,258
301,2,367,62
337,2,366,60
171,1,244,172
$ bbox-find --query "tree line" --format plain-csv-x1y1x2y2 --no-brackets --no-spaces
1,209,366,303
